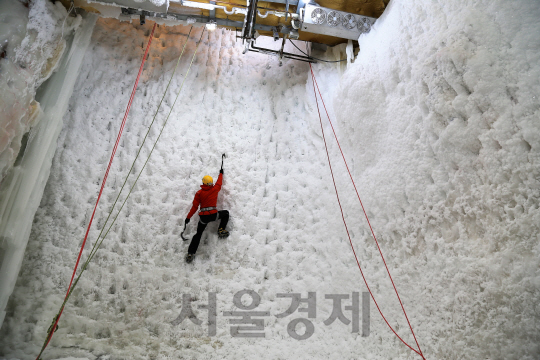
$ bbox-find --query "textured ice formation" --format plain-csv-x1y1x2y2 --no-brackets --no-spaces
0,0,81,181
0,0,539,359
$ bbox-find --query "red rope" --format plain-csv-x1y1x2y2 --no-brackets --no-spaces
36,23,157,359
309,64,425,359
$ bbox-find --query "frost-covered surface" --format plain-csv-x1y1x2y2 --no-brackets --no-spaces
0,9,96,338
0,20,357,360
0,0,80,181
334,0,540,359
1,0,539,359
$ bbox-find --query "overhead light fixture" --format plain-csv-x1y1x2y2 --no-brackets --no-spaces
206,21,217,30
182,0,216,11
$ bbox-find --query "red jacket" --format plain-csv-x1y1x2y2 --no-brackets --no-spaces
187,173,223,219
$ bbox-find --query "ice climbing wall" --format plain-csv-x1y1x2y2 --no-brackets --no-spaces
333,0,540,359
0,19,377,359
1,0,539,359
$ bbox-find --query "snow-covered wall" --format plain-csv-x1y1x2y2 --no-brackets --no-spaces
333,0,540,358
0,9,96,331
0,0,87,331
0,19,360,359
0,0,539,359
0,0,80,181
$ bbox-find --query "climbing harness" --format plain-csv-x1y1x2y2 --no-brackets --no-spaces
36,25,206,359
309,63,426,360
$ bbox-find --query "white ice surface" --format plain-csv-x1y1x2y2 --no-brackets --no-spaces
0,10,97,336
1,0,540,359
333,0,540,359
0,0,80,181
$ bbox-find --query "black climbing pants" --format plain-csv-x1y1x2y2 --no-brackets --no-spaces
188,210,229,254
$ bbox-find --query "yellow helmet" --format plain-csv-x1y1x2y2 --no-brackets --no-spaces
202,175,213,185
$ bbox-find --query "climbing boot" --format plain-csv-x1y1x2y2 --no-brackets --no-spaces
218,228,229,239
185,253,195,263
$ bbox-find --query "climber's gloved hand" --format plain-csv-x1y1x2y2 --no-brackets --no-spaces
185,218,190,225
220,168,224,174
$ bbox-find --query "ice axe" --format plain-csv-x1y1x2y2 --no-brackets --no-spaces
181,222,189,241
221,153,226,171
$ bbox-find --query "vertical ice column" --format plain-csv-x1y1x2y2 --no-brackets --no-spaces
0,12,97,327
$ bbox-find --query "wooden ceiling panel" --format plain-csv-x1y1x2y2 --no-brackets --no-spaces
315,0,387,17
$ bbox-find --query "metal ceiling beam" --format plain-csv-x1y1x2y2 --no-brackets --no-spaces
121,7,290,34
120,0,377,48
248,41,316,64
264,0,299,5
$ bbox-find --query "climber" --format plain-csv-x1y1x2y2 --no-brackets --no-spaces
184,166,229,263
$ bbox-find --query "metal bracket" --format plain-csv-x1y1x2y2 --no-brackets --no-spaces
248,41,317,64
272,26,280,41
242,0,259,40
209,1,216,18
289,29,299,39
278,37,286,66
69,0,78,17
